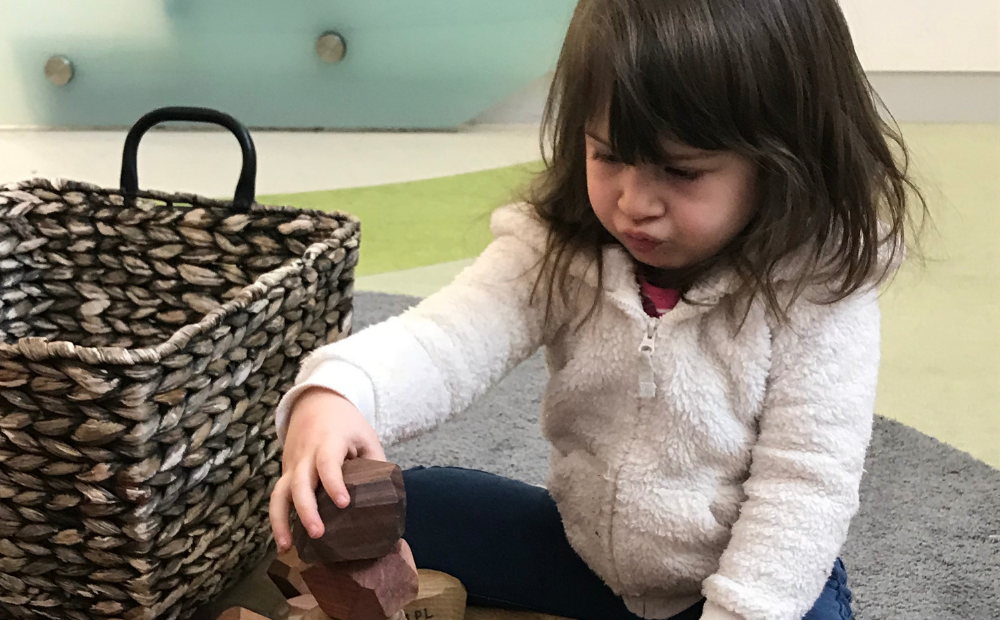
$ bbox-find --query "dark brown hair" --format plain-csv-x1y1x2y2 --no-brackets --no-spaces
528,0,927,325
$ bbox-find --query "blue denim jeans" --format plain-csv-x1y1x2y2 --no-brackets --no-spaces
402,466,854,620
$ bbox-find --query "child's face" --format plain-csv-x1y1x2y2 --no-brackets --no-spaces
585,124,757,271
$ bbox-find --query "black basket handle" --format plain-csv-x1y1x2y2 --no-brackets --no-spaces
120,106,257,210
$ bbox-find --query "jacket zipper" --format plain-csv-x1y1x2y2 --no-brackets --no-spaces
638,318,658,399
609,317,659,591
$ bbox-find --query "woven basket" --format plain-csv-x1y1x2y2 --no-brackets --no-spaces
0,108,360,620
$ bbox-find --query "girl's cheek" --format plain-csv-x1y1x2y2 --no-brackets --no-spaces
678,206,723,246
587,177,616,212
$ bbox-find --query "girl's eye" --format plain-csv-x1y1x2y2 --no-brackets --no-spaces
593,152,622,164
663,166,701,181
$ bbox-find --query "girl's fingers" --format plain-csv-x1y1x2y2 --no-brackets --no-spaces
316,446,351,509
358,434,387,462
268,476,293,551
290,463,324,538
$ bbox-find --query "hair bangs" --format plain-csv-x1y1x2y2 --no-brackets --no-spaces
587,0,753,163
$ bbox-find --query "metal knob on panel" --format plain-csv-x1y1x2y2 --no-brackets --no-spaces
316,31,346,64
44,55,74,86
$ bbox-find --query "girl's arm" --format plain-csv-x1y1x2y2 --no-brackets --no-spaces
275,208,560,447
701,289,880,620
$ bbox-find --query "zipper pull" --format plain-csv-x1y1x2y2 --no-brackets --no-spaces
639,322,657,355
638,321,657,399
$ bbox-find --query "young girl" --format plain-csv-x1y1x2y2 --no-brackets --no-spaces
270,1,925,619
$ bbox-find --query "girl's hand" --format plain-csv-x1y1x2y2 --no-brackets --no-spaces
268,387,386,552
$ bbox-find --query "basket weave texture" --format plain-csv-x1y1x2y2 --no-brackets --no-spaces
0,178,360,620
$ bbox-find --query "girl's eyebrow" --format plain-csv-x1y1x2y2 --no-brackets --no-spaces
584,131,715,162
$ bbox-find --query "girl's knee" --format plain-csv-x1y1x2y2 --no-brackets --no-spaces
802,558,853,620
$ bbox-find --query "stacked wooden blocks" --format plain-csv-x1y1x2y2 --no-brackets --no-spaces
217,458,467,620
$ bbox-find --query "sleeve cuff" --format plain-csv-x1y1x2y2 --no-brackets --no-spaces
699,601,745,620
274,360,376,442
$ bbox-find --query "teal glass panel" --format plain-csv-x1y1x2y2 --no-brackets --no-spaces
0,0,575,129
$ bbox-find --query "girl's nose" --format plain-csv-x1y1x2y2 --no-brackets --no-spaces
618,166,665,221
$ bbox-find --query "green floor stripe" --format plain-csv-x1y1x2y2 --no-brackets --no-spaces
356,259,475,298
260,162,542,276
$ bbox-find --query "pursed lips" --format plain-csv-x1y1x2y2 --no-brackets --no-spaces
622,231,659,243
621,231,664,252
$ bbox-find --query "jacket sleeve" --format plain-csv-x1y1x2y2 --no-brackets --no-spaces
275,227,560,447
700,289,881,620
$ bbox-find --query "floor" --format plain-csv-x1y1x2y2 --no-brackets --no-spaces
1,124,997,471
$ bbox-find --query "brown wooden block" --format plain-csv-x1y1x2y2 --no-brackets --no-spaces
402,570,467,620
270,548,311,598
301,539,419,620
217,608,270,620
293,458,406,564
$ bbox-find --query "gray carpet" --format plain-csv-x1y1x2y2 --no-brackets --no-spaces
357,292,1000,620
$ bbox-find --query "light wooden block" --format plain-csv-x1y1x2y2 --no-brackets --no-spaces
270,548,311,599
287,595,333,620
402,570,467,620
217,609,270,620
287,594,319,620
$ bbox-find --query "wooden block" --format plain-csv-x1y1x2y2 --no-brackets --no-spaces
194,555,291,620
290,598,332,620
288,595,319,620
301,539,419,620
217,608,270,620
270,548,311,598
293,458,407,564
287,594,336,620
402,570,467,620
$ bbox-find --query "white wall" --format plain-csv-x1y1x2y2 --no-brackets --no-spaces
839,0,999,72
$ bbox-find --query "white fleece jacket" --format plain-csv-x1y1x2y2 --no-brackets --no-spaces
275,204,881,620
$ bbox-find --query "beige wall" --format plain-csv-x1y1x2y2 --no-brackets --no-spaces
477,2,1000,125
840,0,1000,72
